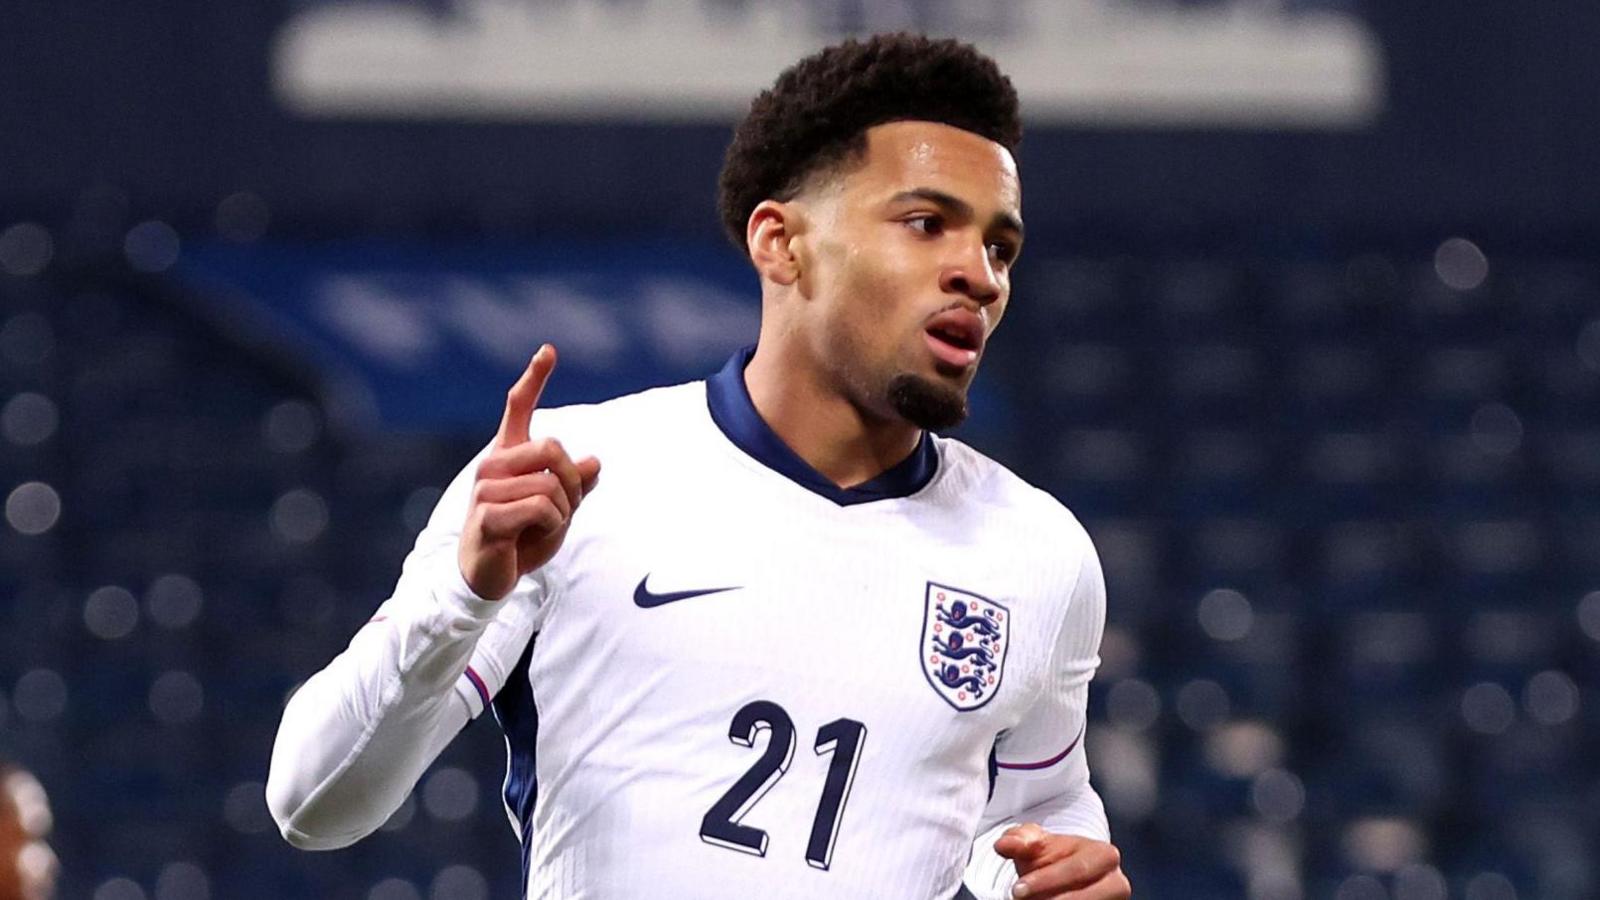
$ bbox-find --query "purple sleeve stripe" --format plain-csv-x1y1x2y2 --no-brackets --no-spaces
463,666,491,710
995,727,1084,771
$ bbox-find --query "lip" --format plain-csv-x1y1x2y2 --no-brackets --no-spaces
924,308,986,369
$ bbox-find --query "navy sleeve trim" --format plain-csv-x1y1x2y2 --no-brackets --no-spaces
995,724,1084,772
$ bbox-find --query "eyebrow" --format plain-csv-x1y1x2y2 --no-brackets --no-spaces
889,187,1025,240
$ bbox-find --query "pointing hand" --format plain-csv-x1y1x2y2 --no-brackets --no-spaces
458,345,602,601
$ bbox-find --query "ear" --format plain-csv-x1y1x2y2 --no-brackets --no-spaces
746,200,802,286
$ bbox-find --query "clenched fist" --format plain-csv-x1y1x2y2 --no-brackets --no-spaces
459,345,602,601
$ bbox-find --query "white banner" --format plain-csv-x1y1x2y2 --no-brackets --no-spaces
274,0,1384,128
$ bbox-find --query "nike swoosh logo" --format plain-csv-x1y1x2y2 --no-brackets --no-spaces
633,575,741,608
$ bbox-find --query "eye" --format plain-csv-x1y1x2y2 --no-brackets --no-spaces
987,241,1018,265
904,214,944,236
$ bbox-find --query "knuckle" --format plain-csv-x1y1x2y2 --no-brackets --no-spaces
535,495,564,519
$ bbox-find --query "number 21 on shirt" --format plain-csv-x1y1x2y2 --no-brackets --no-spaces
699,700,868,871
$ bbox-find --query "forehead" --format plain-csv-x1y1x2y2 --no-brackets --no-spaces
846,120,1020,209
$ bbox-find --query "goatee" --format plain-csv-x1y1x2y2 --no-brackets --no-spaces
887,373,969,431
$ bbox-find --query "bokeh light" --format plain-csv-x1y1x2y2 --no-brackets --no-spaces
368,879,422,900
263,400,321,454
124,220,181,272
154,862,210,900
149,671,205,724
84,586,140,640
6,481,62,535
1392,864,1448,900
13,669,68,722
1198,588,1254,641
1106,678,1161,731
0,222,53,276
1250,769,1306,824
222,782,274,835
429,866,488,900
1434,237,1489,290
270,488,329,544
1205,721,1283,779
146,574,205,630
1522,670,1579,726
1,392,60,446
93,877,146,900
422,767,479,822
1175,678,1231,731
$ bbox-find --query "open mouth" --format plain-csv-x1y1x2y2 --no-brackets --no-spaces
924,309,985,368
928,323,979,351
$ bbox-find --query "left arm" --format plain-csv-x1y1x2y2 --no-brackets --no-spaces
962,539,1130,899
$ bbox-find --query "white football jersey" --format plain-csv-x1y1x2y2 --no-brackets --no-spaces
268,348,1109,900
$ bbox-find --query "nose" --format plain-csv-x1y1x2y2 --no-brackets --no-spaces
940,242,1003,306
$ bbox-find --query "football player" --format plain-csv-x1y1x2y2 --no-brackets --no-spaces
269,32,1129,900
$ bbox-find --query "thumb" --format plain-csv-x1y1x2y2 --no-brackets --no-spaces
994,822,1046,860
576,455,602,496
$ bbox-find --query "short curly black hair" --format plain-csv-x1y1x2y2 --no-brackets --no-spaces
717,33,1022,252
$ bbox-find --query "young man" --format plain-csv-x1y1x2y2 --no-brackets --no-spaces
268,33,1130,900
0,761,56,900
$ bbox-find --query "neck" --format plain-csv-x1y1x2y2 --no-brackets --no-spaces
743,339,923,489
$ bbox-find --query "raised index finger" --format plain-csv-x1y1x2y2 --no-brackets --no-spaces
496,344,556,448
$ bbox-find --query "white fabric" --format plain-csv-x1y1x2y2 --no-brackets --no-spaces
267,378,1109,899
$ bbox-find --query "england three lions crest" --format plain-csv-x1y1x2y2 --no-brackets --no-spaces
920,582,1010,712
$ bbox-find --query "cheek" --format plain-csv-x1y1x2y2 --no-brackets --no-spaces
809,231,927,359
826,245,898,325
989,294,1010,331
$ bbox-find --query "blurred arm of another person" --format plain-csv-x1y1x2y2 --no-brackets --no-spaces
0,761,57,900
265,346,599,849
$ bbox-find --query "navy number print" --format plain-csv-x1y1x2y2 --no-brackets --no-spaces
700,701,868,870
699,701,796,856
806,718,868,870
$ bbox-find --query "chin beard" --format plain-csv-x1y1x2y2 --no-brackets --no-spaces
887,373,969,431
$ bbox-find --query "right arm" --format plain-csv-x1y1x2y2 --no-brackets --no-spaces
263,462,540,849
265,345,600,849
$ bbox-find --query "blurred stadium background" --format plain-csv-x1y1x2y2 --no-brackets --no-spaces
3,1,1599,898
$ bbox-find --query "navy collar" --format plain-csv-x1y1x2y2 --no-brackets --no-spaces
706,346,939,506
